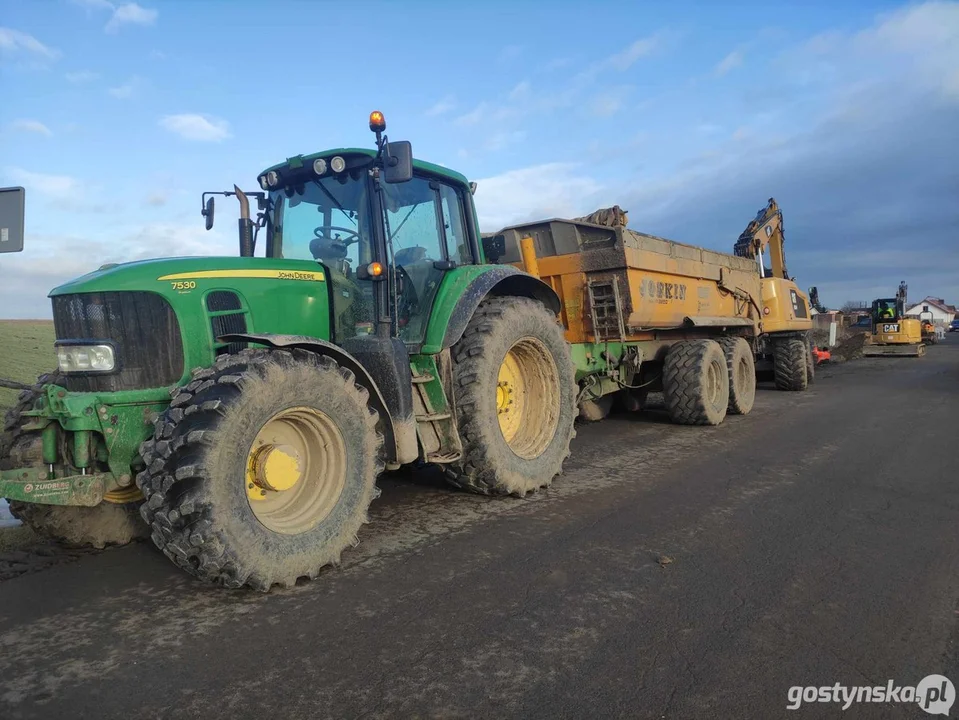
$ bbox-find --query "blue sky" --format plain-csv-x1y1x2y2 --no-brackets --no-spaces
2,0,957,317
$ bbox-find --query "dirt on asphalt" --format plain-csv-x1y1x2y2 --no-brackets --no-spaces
0,338,957,719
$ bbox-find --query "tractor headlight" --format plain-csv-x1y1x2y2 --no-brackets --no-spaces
56,343,116,373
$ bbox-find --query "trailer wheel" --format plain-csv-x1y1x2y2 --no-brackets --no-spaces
773,338,809,391
717,336,756,415
136,348,384,591
445,296,576,496
1,373,147,549
663,339,730,426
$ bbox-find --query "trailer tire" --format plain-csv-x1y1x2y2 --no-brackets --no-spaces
717,336,756,415
136,348,384,591
1,373,147,549
445,297,576,496
773,338,809,391
663,339,729,426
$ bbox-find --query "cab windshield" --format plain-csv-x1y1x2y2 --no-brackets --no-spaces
269,173,374,274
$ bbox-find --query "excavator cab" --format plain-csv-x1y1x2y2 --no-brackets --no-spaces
863,282,924,357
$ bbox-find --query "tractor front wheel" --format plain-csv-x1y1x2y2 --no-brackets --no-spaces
445,297,577,496
136,348,384,591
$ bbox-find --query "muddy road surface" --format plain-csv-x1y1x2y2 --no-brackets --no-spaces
2,338,958,719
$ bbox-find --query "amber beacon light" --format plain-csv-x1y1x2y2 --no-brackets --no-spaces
369,111,386,132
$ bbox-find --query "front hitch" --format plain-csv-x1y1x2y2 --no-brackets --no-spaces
0,469,107,506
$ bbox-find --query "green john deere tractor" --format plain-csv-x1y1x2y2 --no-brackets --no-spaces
0,112,577,590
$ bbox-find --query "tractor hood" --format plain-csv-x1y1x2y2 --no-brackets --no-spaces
49,256,328,296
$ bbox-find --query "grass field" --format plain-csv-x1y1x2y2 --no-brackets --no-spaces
0,320,56,415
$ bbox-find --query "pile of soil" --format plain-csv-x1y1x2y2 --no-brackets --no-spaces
831,332,868,362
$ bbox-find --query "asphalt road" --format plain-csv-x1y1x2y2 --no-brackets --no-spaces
1,337,958,719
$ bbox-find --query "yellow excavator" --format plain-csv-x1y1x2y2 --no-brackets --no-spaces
863,281,925,357
734,198,816,385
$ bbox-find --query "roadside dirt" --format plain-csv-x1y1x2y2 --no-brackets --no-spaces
0,533,123,582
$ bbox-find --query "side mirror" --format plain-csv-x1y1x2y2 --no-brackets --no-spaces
383,140,413,184
0,186,25,254
202,196,215,231
482,234,506,263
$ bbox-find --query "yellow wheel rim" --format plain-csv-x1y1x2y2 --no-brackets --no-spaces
246,406,346,535
104,486,144,504
495,337,560,460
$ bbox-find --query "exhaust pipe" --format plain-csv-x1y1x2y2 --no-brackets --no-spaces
234,185,254,257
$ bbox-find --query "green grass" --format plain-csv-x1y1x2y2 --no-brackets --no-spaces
0,321,56,415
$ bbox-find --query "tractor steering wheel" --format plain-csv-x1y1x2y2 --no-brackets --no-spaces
313,226,361,245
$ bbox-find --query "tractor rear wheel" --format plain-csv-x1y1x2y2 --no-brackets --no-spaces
445,297,576,496
773,337,809,391
136,348,384,591
662,339,730,426
1,373,147,549
717,336,756,415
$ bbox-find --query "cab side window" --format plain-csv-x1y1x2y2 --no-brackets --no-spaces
381,176,472,342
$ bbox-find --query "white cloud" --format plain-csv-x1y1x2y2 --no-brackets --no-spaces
105,3,158,33
65,70,99,83
9,120,52,136
509,81,531,101
714,49,744,77
485,130,527,152
425,95,456,117
145,192,167,207
108,76,141,98
607,36,660,71
473,163,605,230
454,103,488,126
0,27,60,63
785,1,959,100
5,168,79,199
540,57,572,73
71,0,158,33
591,86,632,117
159,113,232,142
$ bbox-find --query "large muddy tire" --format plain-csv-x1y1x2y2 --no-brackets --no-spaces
445,297,576,496
773,338,808,391
662,339,729,426
1,373,147,549
136,348,384,591
717,336,756,415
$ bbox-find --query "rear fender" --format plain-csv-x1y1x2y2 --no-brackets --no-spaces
433,266,561,352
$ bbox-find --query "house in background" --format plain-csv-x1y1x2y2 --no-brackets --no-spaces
905,297,957,325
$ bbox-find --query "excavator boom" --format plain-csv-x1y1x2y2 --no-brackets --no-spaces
733,197,788,280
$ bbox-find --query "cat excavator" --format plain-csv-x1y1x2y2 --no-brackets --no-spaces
863,281,925,357
733,198,816,385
